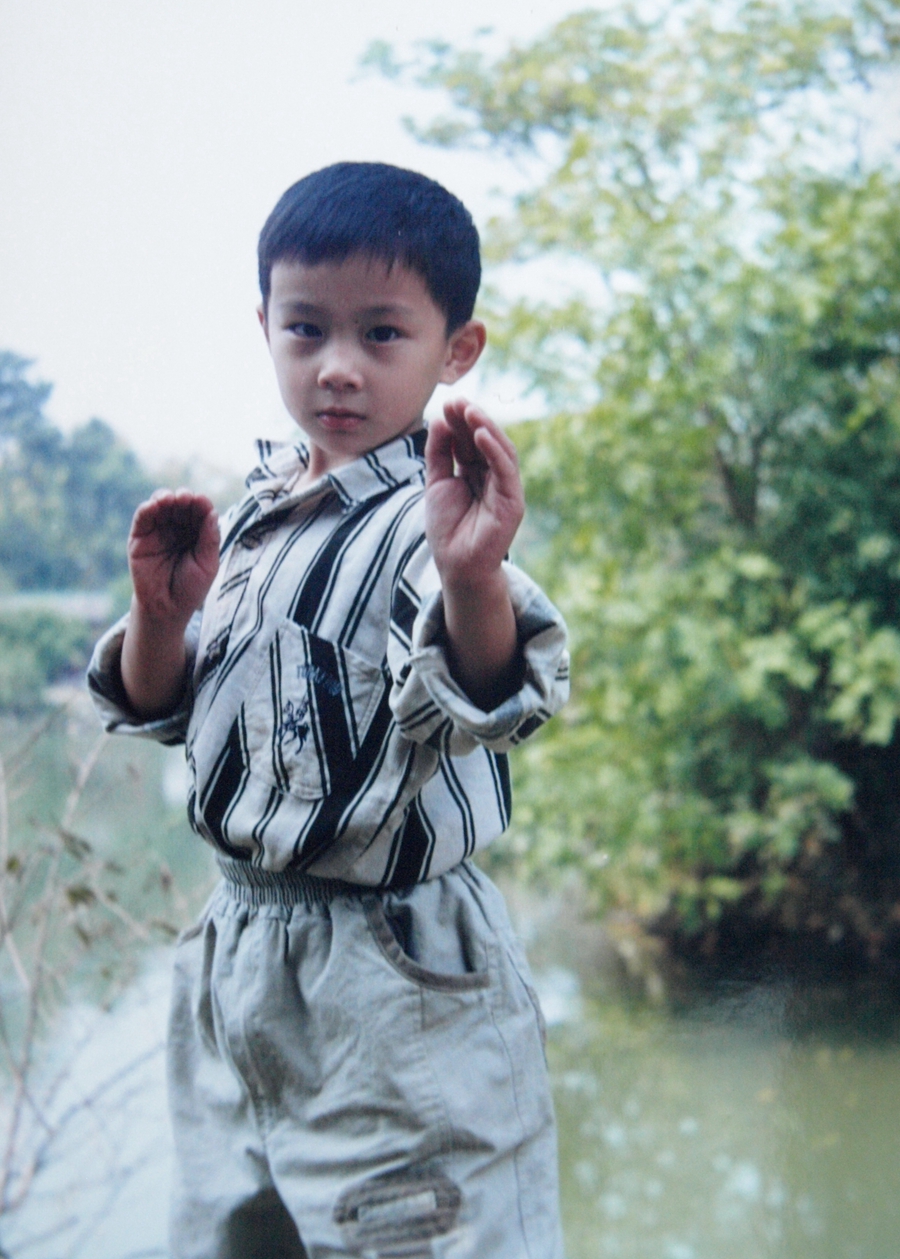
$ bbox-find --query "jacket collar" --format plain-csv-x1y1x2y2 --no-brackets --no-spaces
244,427,428,518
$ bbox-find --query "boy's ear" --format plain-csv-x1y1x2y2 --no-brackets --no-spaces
440,320,486,385
257,304,269,343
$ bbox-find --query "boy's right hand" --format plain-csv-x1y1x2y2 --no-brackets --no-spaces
128,489,220,628
121,490,219,719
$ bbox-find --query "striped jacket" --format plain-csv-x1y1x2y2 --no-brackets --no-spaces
88,428,569,886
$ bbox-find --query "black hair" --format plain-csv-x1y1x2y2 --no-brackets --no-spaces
258,162,481,332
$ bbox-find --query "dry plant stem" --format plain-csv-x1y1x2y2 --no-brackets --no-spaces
18,1041,163,1246
0,732,107,1217
3,711,59,782
59,732,150,944
44,1045,164,1257
0,754,29,994
61,733,108,834
0,846,60,1214
88,883,150,944
0,719,174,1240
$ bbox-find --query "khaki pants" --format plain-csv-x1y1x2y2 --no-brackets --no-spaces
168,859,564,1259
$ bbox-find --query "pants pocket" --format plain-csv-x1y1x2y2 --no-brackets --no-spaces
364,897,491,993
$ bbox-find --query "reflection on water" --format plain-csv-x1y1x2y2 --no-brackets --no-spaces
0,706,897,1259
551,976,900,1259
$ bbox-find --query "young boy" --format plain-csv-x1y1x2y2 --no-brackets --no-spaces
89,162,569,1259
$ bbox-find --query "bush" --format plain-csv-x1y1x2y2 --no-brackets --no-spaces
388,0,900,962
0,612,94,710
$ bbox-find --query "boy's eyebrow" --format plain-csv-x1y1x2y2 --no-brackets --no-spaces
273,299,419,320
361,303,418,319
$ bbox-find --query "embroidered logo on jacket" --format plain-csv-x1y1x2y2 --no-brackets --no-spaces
279,698,310,751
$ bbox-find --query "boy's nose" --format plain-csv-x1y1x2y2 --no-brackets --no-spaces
317,344,364,391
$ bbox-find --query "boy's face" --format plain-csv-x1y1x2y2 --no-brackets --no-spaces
259,256,485,474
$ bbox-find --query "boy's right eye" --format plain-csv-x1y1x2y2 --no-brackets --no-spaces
288,322,323,339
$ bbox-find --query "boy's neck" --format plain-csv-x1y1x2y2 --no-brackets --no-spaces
296,419,426,486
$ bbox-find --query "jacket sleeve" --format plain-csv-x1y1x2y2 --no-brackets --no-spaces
387,539,569,755
86,611,201,746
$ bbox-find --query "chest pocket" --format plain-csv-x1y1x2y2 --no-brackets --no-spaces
244,620,387,801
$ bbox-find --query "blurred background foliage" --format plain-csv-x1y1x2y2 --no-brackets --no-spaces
0,351,154,708
0,612,95,711
0,351,153,593
372,0,900,963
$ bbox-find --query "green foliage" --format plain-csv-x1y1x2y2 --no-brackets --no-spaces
383,1,900,952
0,353,153,590
0,612,94,710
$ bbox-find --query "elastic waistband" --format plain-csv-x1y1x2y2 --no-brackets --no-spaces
216,856,373,908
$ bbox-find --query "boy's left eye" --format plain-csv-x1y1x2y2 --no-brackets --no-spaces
367,325,401,344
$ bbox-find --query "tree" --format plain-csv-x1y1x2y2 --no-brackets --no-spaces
374,1,900,963
0,353,152,591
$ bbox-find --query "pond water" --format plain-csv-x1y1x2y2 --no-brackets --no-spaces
550,977,900,1259
2,708,899,1258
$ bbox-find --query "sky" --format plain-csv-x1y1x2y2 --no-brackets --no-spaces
1,0,581,478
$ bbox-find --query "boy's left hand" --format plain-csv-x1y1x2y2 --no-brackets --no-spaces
424,401,524,710
425,400,524,587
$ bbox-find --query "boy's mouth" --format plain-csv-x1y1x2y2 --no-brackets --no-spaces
317,408,366,430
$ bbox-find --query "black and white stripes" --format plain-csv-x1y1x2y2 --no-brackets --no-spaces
89,428,569,886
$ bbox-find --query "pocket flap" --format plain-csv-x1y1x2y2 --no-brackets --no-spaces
244,621,386,801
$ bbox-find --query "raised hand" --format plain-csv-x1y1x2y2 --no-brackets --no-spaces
128,490,220,628
121,490,219,719
425,401,524,709
425,400,524,587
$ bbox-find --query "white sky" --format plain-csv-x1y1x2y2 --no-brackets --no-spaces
1,0,581,477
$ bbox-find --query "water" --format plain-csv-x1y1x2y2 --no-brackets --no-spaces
0,963,172,1259
550,979,900,1259
2,705,900,1257
7,939,900,1259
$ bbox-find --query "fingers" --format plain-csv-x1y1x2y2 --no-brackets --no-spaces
427,399,487,480
130,489,217,550
442,400,519,463
425,415,456,487
472,424,523,510
133,489,215,526
430,400,520,495
441,399,481,469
